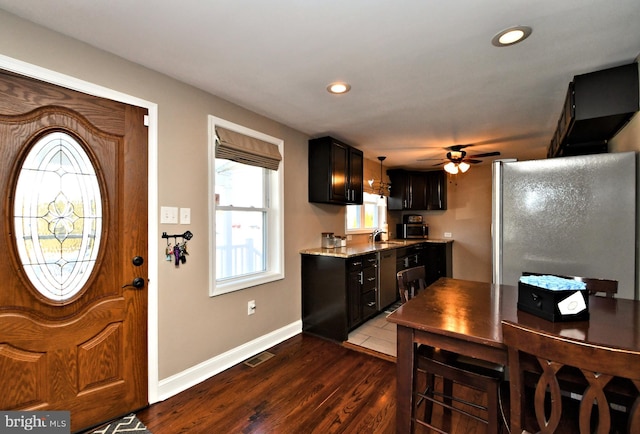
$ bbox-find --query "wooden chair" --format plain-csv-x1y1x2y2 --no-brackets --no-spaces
397,266,427,303
579,276,618,298
396,267,504,433
502,320,640,434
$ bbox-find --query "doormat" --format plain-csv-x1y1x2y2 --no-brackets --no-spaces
88,414,151,434
244,351,275,367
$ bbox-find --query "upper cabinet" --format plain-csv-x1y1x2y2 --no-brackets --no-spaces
309,136,363,205
548,62,639,158
424,170,447,210
387,169,447,211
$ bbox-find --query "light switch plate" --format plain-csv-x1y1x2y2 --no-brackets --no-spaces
160,206,178,224
180,208,191,225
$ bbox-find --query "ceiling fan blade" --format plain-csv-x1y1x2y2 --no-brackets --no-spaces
464,159,483,164
467,151,501,158
446,144,474,151
432,162,445,166
417,157,445,161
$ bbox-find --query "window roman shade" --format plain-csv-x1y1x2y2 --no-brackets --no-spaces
215,126,282,171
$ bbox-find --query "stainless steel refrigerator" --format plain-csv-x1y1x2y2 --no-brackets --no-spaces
491,152,637,300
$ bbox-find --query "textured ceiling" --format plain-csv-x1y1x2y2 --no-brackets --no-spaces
1,1,639,169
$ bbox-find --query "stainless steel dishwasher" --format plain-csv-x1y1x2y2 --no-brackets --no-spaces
378,249,397,310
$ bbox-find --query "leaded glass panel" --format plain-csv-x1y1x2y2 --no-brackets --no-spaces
13,132,102,301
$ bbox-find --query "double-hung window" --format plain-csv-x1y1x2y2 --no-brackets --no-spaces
209,116,284,296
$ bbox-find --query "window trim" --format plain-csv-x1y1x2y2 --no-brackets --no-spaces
208,116,284,296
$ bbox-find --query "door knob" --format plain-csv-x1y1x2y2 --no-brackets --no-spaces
122,277,145,289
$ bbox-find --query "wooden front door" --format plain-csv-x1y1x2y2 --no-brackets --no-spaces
0,70,148,432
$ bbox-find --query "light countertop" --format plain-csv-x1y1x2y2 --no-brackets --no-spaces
300,239,453,258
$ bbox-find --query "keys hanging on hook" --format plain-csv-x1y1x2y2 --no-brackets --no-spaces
162,232,194,267
165,242,173,261
179,242,188,264
173,245,181,267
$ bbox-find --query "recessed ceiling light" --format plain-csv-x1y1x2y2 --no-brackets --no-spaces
491,26,532,47
327,82,351,94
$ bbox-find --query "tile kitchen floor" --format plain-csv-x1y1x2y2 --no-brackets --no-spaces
347,310,397,357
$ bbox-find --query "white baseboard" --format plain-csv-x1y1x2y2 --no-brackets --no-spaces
155,320,302,402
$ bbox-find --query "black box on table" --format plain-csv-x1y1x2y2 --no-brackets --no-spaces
517,281,590,322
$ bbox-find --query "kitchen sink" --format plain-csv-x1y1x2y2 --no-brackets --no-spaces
376,240,405,245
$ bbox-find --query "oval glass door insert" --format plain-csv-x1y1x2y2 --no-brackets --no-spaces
13,131,103,302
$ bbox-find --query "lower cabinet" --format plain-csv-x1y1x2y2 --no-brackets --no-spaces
302,253,377,342
396,242,453,288
301,243,451,342
351,255,378,327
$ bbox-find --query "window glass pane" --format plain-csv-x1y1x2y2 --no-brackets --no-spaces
215,210,265,280
364,203,379,228
215,159,264,207
346,204,361,230
13,132,102,301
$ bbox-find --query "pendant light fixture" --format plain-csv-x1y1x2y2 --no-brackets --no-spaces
368,156,391,197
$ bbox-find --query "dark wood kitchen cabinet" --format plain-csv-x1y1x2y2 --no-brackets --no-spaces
302,253,377,342
308,136,363,205
347,254,378,328
387,169,446,210
424,170,447,210
422,242,452,286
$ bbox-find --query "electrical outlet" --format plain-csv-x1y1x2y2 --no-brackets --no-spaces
444,232,452,238
247,300,256,315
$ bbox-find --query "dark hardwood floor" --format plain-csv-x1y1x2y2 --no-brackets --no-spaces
136,333,504,433
137,334,397,433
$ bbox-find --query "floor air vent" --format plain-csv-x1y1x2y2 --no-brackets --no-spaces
244,351,275,368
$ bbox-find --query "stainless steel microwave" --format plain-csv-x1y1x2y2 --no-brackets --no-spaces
397,223,428,239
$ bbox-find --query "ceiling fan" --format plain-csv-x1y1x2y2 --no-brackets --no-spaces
419,144,501,174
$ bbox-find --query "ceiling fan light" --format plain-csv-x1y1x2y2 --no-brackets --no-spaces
444,162,458,174
458,162,470,173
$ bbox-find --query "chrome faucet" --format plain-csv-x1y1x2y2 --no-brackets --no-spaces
370,228,386,242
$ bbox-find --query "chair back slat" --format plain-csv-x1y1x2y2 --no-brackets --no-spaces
503,320,640,433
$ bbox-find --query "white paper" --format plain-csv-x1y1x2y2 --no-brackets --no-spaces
560,328,586,340
557,291,586,315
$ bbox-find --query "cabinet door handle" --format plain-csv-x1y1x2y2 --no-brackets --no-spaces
359,271,363,284
367,301,376,307
367,277,376,282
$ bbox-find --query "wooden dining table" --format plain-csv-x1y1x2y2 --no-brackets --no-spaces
386,277,640,434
